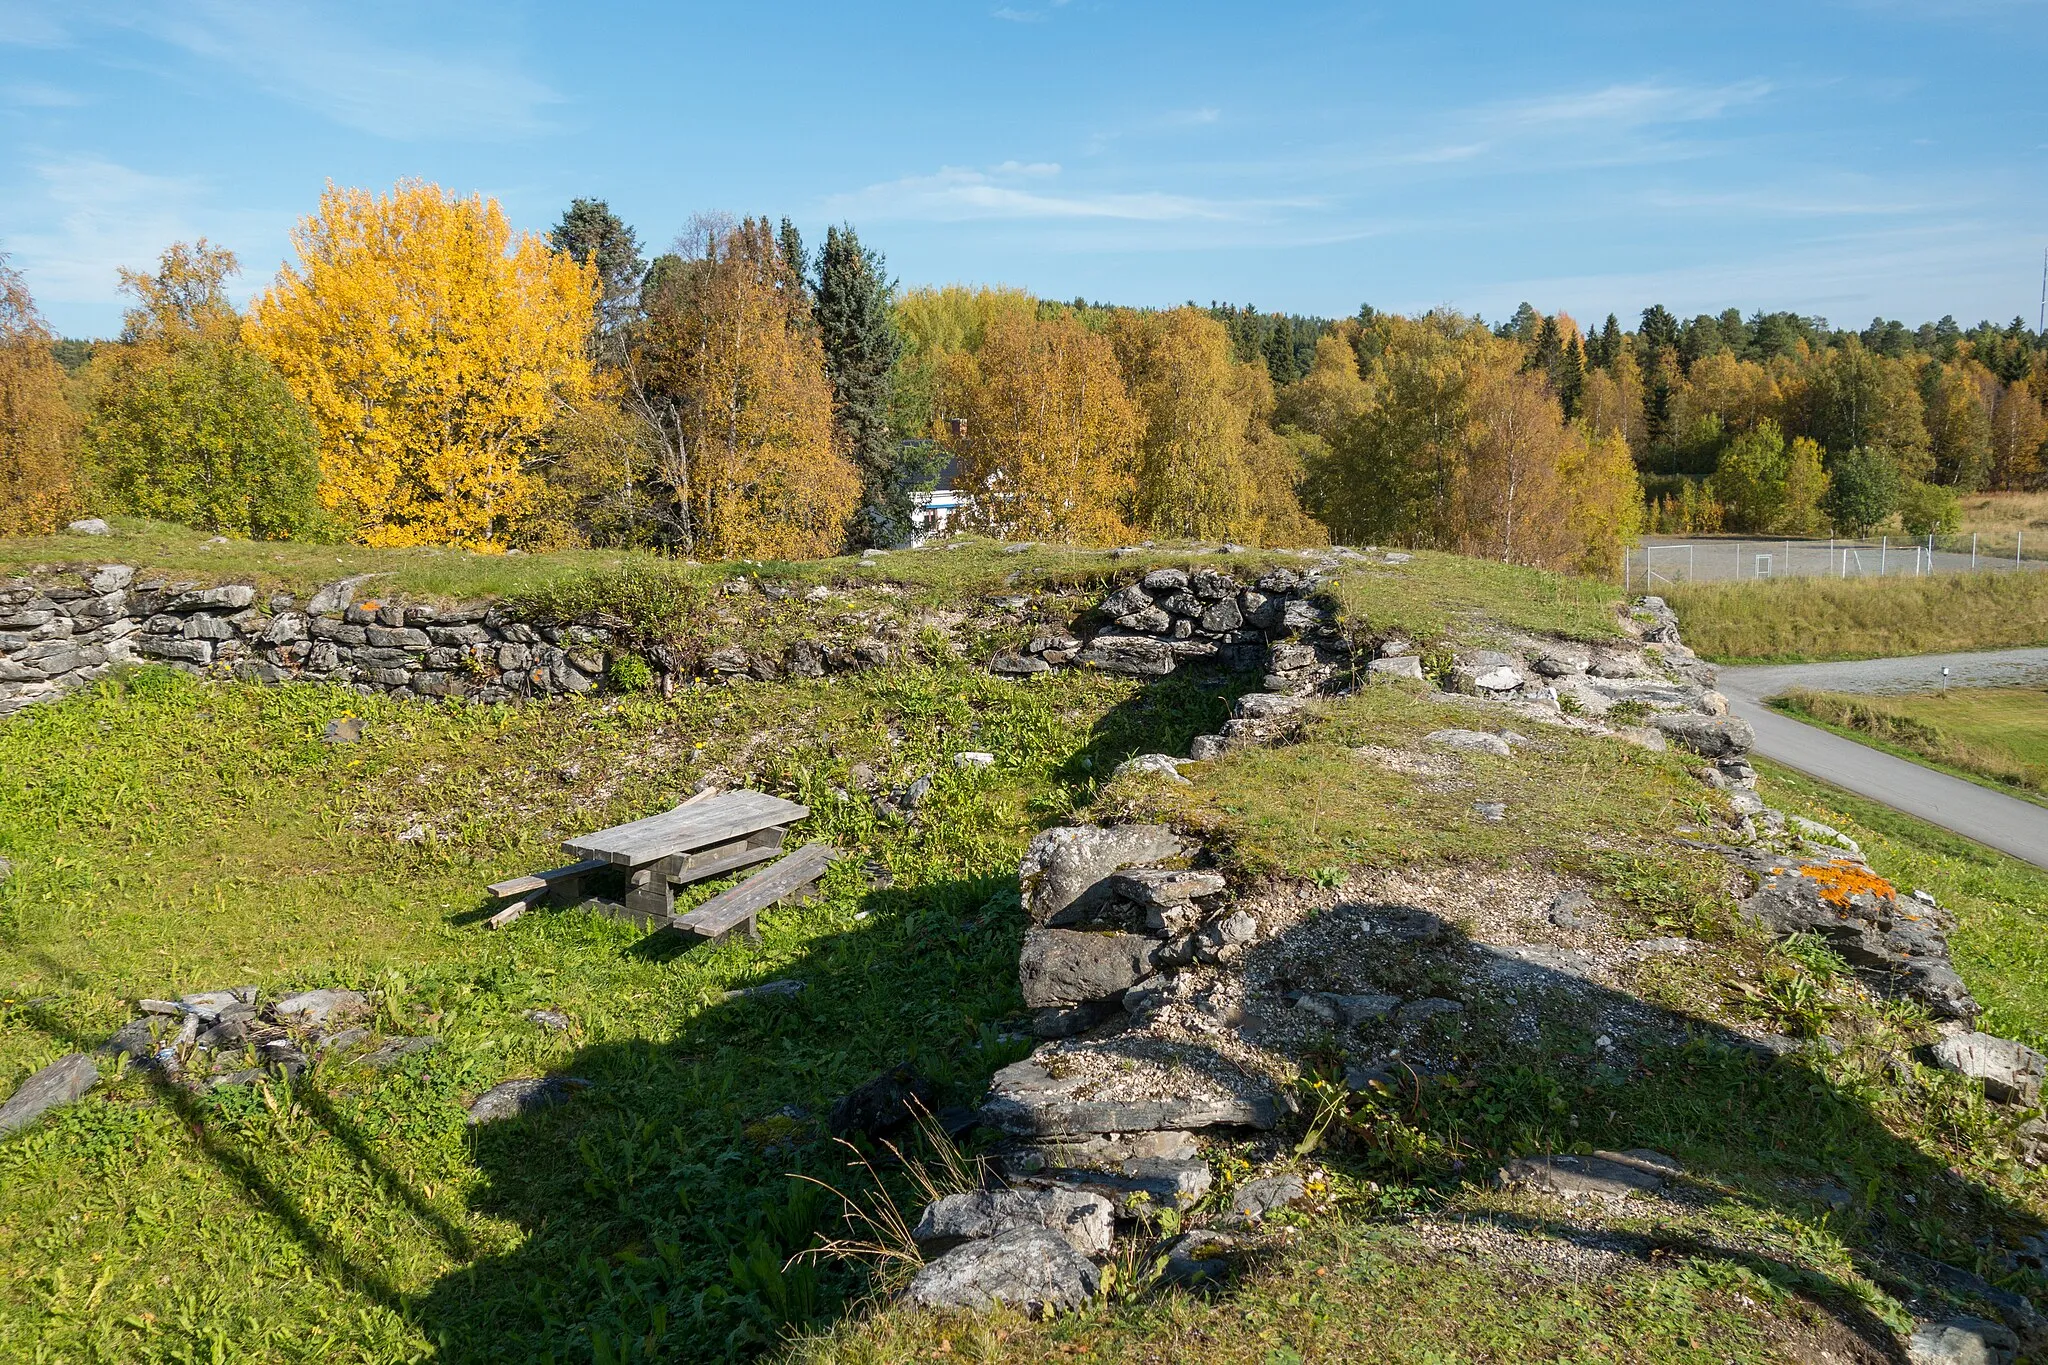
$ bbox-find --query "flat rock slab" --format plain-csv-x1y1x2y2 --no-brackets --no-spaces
272,989,367,1026
1906,1316,2019,1365
1499,1149,1683,1203
913,1188,1115,1258
362,1035,438,1069
980,1049,1279,1137
1020,824,1189,925
1927,1032,2047,1106
0,1054,98,1134
905,1227,1100,1318
1426,728,1513,758
467,1075,586,1124
1037,1156,1213,1212
1229,1172,1308,1221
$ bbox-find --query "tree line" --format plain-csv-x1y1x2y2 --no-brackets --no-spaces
2,178,2044,572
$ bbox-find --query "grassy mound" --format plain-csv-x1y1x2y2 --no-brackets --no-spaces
2,552,2046,1363
1772,687,2048,803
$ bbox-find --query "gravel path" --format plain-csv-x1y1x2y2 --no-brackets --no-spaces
1715,649,2048,871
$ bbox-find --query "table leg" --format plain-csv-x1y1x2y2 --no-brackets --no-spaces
622,866,672,928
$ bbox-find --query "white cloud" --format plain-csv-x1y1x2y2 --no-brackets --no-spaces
2,82,88,107
108,0,564,141
823,162,1301,224
0,156,207,311
0,2,67,46
992,7,1047,22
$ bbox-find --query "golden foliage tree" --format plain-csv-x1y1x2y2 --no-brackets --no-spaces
1454,352,1570,564
244,181,596,549
1579,347,1647,458
1272,324,1372,443
630,217,856,559
940,311,1137,544
0,255,81,534
118,238,241,344
1989,378,2047,490
1109,308,1255,539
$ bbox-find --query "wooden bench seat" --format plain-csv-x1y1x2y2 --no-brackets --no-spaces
671,843,840,942
486,857,612,900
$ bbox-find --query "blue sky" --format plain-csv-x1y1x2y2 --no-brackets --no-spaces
4,0,2045,338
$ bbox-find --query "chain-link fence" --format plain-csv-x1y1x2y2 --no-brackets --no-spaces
1626,535,2048,587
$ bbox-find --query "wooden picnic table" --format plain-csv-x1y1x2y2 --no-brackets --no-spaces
560,789,811,928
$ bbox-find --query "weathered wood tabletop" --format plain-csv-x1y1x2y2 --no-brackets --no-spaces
561,790,812,925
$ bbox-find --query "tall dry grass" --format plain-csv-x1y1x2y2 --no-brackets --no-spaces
1665,570,2048,662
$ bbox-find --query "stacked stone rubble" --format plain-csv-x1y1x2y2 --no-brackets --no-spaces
989,565,1344,686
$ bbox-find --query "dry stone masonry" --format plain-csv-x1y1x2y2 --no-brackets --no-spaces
897,585,2047,1352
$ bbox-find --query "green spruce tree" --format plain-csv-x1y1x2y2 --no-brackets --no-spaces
1261,312,1299,385
548,199,645,352
814,224,911,547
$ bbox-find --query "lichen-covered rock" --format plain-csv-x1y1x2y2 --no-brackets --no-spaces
1018,824,1189,926
980,1052,1279,1136
912,1188,1115,1257
1426,728,1512,758
904,1227,1099,1318
1735,852,1977,1020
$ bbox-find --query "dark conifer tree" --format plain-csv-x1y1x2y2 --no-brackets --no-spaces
1261,312,1299,385
1639,304,1680,353
814,224,909,547
1592,314,1622,369
778,219,808,298
1558,332,1586,419
548,198,645,355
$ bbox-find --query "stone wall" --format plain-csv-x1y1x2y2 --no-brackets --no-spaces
0,567,616,718
0,558,1346,719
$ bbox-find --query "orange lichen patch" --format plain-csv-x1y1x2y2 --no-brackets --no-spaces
1782,859,1895,908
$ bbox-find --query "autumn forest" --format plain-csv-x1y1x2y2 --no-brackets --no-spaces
4,180,2047,574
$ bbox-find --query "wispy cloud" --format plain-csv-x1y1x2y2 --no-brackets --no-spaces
107,0,564,141
0,155,211,310
0,1,68,46
824,161,1302,224
2,82,87,107
992,7,1046,21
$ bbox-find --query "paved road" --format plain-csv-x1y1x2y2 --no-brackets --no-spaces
1715,648,2048,871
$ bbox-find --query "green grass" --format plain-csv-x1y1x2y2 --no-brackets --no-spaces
799,699,2048,1364
7,615,2048,1362
1772,687,2048,802
1664,571,2048,663
0,517,1304,613
0,661,1246,1363
1328,550,1625,650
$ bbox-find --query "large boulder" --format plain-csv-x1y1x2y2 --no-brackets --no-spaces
1906,1316,2019,1365
0,1054,98,1134
1650,712,1755,759
1018,930,1157,1007
1927,1032,2047,1106
1018,824,1189,926
912,1188,1115,1258
1735,852,1977,1020
904,1227,1099,1318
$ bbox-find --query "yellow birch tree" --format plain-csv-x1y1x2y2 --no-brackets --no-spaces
244,181,596,549
0,255,81,534
941,312,1137,544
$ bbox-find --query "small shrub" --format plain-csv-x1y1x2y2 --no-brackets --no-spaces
607,652,654,692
